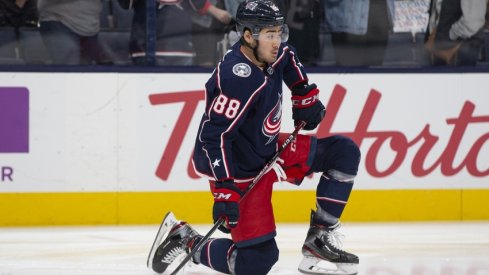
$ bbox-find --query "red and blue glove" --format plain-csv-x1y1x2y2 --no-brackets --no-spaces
212,180,243,233
291,83,325,130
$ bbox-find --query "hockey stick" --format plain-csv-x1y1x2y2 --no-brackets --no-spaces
170,120,307,275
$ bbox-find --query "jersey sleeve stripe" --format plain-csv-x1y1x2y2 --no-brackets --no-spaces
198,65,221,179
288,49,305,81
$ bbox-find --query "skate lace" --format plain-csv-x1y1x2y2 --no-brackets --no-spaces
161,246,185,264
326,228,345,251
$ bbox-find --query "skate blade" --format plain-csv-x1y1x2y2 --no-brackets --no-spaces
147,212,179,269
298,256,358,275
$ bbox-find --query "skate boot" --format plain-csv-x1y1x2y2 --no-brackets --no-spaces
147,212,202,274
298,210,359,275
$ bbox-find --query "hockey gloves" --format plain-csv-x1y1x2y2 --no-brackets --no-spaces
212,180,243,233
291,83,325,130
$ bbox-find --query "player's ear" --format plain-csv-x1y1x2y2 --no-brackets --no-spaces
243,29,254,44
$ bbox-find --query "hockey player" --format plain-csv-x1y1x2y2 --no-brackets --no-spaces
149,0,360,274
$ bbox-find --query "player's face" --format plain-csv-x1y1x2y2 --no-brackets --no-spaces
255,26,283,63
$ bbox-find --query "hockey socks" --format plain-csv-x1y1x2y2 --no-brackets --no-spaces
194,238,279,275
193,238,234,274
315,173,354,224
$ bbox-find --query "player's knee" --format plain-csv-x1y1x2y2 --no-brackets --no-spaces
314,135,361,176
338,136,361,164
231,239,279,275
334,136,361,175
316,136,361,184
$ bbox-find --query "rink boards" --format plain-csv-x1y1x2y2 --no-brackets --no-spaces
0,72,488,225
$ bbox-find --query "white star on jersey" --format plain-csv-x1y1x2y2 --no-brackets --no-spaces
212,159,221,168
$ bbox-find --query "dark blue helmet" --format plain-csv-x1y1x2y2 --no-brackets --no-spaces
236,0,285,36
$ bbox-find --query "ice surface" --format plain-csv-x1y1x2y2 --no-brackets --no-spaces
1,222,489,275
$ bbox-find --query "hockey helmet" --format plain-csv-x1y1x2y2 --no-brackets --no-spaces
236,0,289,42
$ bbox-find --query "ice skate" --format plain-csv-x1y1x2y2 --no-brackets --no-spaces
298,211,359,275
147,212,201,274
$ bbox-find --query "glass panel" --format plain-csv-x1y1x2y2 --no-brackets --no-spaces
0,0,487,68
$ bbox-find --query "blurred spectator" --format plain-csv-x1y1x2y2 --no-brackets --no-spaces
118,0,231,66
284,0,322,66
485,1,489,29
191,0,231,67
424,0,487,66
485,1,489,62
322,0,396,66
37,0,110,65
0,0,38,29
214,0,245,59
223,0,243,18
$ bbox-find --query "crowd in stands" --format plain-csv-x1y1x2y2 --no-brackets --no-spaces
0,0,488,67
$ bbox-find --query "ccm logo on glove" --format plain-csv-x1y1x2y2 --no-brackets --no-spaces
291,88,320,108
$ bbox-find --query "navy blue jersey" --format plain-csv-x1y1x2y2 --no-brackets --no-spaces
193,42,310,182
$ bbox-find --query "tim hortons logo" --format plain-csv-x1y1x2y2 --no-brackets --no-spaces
149,84,489,181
